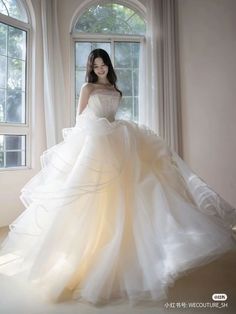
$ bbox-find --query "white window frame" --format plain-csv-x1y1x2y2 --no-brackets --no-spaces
70,33,145,125
0,9,32,172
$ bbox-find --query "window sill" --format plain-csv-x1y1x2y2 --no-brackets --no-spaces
0,166,33,172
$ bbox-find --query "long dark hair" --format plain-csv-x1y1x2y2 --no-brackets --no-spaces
85,49,122,96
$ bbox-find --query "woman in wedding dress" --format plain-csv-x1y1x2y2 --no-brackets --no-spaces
0,48,236,306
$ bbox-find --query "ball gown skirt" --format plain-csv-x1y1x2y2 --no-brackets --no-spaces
0,89,236,306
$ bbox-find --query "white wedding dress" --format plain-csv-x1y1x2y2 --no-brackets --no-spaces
0,88,236,305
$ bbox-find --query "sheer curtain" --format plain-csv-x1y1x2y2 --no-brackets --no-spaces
41,0,66,148
138,0,160,135
139,0,181,154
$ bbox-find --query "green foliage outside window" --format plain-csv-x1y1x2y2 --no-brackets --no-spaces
0,0,28,22
75,3,145,35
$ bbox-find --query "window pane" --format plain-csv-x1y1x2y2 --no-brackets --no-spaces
0,24,27,124
0,88,5,122
0,2,8,15
0,134,26,168
76,42,91,68
116,96,138,122
115,42,140,120
0,23,7,55
116,69,132,96
74,3,145,35
0,55,7,88
128,14,146,35
115,42,140,68
75,70,86,98
8,58,26,90
116,97,133,120
91,42,110,54
134,96,139,122
131,43,140,68
6,90,25,123
0,0,28,22
0,151,3,167
8,26,26,60
0,134,4,168
115,42,133,68
5,134,22,149
134,69,139,96
6,151,24,166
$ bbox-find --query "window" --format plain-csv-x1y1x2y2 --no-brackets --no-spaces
0,0,30,170
0,0,28,22
0,134,26,167
72,2,146,122
75,3,145,35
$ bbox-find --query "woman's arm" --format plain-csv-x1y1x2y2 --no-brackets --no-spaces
77,83,93,115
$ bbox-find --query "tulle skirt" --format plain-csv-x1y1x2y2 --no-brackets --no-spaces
0,113,236,305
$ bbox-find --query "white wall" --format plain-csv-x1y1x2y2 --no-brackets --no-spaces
177,0,236,207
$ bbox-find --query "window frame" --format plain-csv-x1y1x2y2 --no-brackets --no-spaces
0,9,32,172
73,2,146,36
70,33,145,125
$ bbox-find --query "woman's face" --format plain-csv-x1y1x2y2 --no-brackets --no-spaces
93,57,109,79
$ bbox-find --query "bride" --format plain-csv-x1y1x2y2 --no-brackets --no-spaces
0,48,235,306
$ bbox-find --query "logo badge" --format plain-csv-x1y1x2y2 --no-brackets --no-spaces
212,293,227,301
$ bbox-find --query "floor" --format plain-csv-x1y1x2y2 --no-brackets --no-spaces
0,226,236,314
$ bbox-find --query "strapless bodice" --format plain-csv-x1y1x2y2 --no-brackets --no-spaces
78,89,121,123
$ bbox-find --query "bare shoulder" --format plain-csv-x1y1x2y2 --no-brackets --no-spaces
81,82,95,94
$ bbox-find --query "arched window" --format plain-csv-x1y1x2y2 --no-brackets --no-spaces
0,0,31,169
0,0,28,22
72,2,146,122
75,3,145,35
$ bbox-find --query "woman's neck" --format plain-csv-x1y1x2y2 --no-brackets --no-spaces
96,79,112,86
